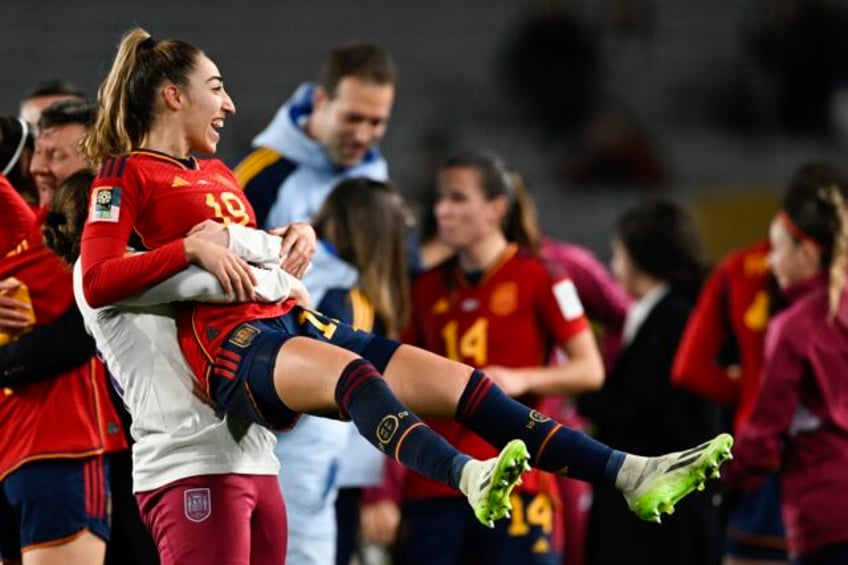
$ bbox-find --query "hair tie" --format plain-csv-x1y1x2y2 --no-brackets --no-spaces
1,118,29,177
141,36,157,49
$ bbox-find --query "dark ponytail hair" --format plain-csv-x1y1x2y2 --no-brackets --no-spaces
439,150,541,253
42,170,95,263
782,185,848,320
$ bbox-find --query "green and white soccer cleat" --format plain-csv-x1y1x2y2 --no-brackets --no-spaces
622,433,734,523
460,439,531,528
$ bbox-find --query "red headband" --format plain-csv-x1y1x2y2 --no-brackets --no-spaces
778,211,825,249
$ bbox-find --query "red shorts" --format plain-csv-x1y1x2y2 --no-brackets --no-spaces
136,474,286,565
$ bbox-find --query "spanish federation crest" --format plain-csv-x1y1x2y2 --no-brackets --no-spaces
184,488,211,522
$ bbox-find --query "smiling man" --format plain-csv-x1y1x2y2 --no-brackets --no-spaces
234,44,395,229
30,99,96,208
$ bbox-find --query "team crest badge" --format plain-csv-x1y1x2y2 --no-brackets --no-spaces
184,488,211,522
228,324,259,348
89,187,122,223
490,282,518,316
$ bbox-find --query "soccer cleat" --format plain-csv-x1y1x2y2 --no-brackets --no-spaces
460,439,531,528
622,433,734,523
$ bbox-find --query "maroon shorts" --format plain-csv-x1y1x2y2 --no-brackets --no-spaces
136,474,286,565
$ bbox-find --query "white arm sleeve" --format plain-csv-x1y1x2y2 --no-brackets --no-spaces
117,265,292,306
227,224,282,269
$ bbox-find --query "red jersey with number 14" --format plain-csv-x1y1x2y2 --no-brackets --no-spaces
402,244,590,501
81,150,294,388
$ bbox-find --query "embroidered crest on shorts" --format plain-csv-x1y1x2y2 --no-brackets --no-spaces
184,488,211,522
89,187,122,222
228,324,260,348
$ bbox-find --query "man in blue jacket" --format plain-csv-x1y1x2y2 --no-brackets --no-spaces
234,43,395,229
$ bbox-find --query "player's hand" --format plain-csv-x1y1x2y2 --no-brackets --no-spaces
268,223,316,279
186,220,229,247
360,500,400,546
184,236,257,302
484,365,528,397
287,276,313,309
0,279,34,331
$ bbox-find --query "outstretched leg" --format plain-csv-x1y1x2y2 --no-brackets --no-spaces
377,345,733,523
212,323,527,527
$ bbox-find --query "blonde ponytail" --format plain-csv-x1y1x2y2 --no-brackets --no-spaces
823,186,848,321
82,28,200,165
83,28,152,164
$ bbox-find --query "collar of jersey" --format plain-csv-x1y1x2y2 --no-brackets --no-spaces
131,148,199,170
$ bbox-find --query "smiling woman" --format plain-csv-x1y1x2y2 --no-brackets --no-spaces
77,27,732,565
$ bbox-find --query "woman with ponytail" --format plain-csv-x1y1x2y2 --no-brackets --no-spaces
730,185,848,564
394,151,606,564
80,28,731,560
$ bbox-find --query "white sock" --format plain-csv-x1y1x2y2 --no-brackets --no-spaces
614,454,649,491
458,459,483,497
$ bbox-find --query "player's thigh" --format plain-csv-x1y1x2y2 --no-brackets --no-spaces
136,474,259,565
395,498,473,565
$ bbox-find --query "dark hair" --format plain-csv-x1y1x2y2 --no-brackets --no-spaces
312,177,411,337
38,99,98,131
318,44,396,98
83,28,201,164
23,79,85,101
439,150,541,252
614,198,708,299
42,170,95,263
0,114,37,202
782,160,848,211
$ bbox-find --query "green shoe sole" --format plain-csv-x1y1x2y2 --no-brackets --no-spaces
475,439,531,528
630,433,734,523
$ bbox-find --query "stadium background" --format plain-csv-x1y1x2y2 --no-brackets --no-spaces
2,0,845,259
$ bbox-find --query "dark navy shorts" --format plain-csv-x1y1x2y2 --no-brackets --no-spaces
725,472,787,561
397,493,562,565
210,306,399,431
0,455,110,559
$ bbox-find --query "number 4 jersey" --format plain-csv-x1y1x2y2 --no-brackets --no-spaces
402,244,589,500
82,150,293,390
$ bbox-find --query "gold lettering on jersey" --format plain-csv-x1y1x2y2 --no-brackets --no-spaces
490,282,518,317
171,176,190,187
205,192,250,226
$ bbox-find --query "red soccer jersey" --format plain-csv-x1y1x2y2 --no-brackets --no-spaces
0,195,126,479
81,150,294,388
672,240,772,430
402,244,590,501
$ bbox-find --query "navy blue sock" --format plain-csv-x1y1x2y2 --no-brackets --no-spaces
335,358,471,489
455,370,623,485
